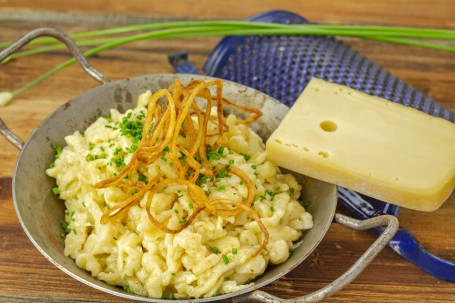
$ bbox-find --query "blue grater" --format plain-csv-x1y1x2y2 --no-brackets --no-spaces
169,10,455,281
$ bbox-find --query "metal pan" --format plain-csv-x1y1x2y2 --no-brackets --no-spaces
0,28,398,303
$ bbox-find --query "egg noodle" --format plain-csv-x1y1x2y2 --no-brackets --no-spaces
46,79,313,299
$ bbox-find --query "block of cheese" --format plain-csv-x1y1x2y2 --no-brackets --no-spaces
266,78,455,211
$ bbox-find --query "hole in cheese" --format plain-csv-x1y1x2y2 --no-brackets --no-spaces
320,120,338,132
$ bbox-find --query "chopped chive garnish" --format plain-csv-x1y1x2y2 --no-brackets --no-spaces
52,187,60,195
123,285,131,293
211,247,220,254
290,187,295,197
52,143,63,159
298,199,311,208
179,219,186,224
222,254,229,264
60,221,71,234
232,248,238,255
188,203,193,209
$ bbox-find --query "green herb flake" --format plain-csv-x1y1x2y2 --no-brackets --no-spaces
60,221,71,234
188,203,193,209
270,206,275,212
265,189,275,201
88,142,95,150
123,285,131,293
217,185,226,191
113,147,123,155
240,153,251,161
232,248,238,255
211,247,220,254
136,111,145,120
179,219,186,224
48,162,55,169
52,187,60,196
298,199,311,208
138,174,148,184
52,143,63,159
222,254,229,264
290,187,295,197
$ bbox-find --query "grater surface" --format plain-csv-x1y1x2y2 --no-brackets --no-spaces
204,10,455,121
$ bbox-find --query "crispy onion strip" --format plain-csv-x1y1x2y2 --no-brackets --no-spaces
210,200,269,258
220,97,263,124
100,177,158,224
145,179,208,234
210,164,255,216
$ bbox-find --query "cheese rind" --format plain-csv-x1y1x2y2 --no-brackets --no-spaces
266,78,455,211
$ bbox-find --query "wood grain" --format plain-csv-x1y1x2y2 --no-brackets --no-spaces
0,1,454,302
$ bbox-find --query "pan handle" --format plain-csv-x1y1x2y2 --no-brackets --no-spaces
0,28,109,84
0,28,110,150
233,214,399,303
0,118,24,150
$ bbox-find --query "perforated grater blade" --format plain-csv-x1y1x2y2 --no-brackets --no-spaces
169,10,455,282
204,10,454,121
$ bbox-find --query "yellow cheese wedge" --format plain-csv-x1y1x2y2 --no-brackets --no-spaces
266,78,455,211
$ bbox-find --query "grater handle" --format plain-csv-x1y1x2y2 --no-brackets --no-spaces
169,52,201,74
0,28,109,84
233,214,399,303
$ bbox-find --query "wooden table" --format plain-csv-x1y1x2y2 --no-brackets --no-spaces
1,1,454,302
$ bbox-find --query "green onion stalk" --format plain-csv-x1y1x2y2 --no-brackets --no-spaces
1,21,455,106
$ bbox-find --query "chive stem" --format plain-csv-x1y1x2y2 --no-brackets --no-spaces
3,21,455,102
